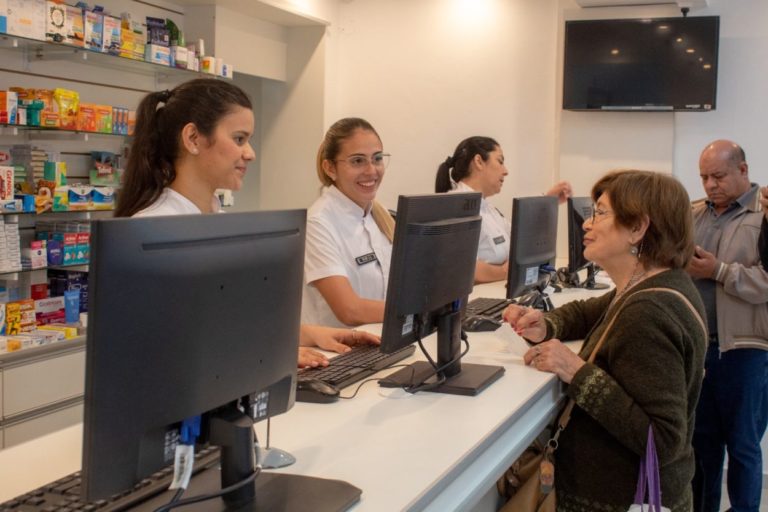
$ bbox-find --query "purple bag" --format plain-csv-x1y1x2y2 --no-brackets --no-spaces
627,426,671,512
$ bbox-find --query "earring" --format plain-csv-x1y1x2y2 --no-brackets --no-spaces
191,148,198,155
629,245,639,256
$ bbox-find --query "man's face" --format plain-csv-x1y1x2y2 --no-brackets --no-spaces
699,152,749,210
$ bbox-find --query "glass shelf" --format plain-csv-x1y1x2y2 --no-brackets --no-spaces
0,122,125,140
0,33,220,80
2,209,113,217
0,263,89,277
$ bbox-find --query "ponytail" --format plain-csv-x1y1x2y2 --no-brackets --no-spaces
114,91,170,217
435,155,454,193
434,136,499,194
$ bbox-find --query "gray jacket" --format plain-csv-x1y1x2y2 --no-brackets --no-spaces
692,184,768,352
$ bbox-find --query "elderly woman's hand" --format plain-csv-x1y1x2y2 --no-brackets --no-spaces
523,340,585,383
503,305,547,343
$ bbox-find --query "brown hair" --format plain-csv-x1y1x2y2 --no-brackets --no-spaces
316,117,395,241
591,170,694,269
115,78,252,217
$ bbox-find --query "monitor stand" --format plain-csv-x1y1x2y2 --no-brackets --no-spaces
380,310,504,396
582,263,609,291
133,405,361,512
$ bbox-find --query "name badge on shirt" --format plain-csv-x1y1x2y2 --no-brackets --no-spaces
355,252,378,266
493,236,506,245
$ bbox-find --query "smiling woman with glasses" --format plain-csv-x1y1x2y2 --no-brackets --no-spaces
502,170,706,512
301,117,395,327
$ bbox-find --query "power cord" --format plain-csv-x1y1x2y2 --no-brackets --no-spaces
152,465,262,512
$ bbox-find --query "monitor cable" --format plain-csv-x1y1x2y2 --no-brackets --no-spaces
152,465,263,512
404,315,470,394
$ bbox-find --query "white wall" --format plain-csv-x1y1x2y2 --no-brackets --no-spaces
324,0,561,220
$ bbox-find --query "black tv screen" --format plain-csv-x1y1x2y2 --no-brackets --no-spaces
563,16,719,111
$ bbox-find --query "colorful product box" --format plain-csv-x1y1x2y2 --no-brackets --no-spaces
64,4,83,47
0,0,7,34
170,45,188,69
145,44,171,66
45,0,66,43
0,90,18,125
31,282,48,300
76,102,96,132
6,298,35,334
7,0,46,41
0,166,14,201
75,232,89,263
37,324,78,338
61,232,77,264
46,238,62,264
94,105,112,133
91,187,114,210
102,15,120,55
83,9,103,51
120,19,146,61
34,296,65,325
68,185,91,210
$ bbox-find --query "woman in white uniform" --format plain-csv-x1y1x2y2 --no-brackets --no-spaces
435,136,572,283
303,118,395,327
115,79,378,366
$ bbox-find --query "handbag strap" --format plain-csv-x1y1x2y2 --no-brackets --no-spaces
549,286,706,446
634,425,663,511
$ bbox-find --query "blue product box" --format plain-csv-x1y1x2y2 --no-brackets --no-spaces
46,239,63,266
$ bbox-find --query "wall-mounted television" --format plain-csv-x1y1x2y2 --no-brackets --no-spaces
563,16,719,111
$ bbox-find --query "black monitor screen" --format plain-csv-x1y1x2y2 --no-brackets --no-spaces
506,196,558,300
82,211,305,502
563,16,719,111
379,193,504,396
567,197,593,274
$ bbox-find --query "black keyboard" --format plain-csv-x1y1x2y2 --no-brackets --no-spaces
0,447,220,512
465,297,515,322
296,344,416,398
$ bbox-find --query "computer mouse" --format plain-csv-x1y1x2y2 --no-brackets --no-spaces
295,379,340,404
463,315,503,332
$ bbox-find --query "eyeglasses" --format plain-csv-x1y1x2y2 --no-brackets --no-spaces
591,206,614,224
335,152,391,170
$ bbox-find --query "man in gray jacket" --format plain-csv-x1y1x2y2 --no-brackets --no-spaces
688,140,768,512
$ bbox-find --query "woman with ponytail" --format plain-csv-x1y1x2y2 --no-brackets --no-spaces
116,81,379,365
302,117,395,327
435,136,572,283
115,78,254,217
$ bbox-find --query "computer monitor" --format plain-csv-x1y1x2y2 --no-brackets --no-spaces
505,196,558,308
82,211,360,511
560,197,609,290
379,193,505,396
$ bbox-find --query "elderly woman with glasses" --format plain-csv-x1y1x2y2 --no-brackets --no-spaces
301,117,394,327
502,170,707,511
434,136,572,283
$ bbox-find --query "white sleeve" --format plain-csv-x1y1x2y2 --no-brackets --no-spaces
304,216,349,284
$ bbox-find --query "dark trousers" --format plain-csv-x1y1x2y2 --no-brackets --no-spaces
693,344,768,512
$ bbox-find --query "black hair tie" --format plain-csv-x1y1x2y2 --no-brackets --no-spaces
444,155,454,168
158,89,172,103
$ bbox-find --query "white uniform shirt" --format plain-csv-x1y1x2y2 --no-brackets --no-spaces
302,185,392,327
133,188,221,217
451,181,510,264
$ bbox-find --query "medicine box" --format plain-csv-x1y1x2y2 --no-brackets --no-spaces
46,1,66,43
0,166,14,201
7,0,46,41
83,9,103,51
0,90,18,125
145,44,171,66
102,15,120,55
64,4,83,47
35,296,65,325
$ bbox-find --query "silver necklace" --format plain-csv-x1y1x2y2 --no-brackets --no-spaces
613,263,647,305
